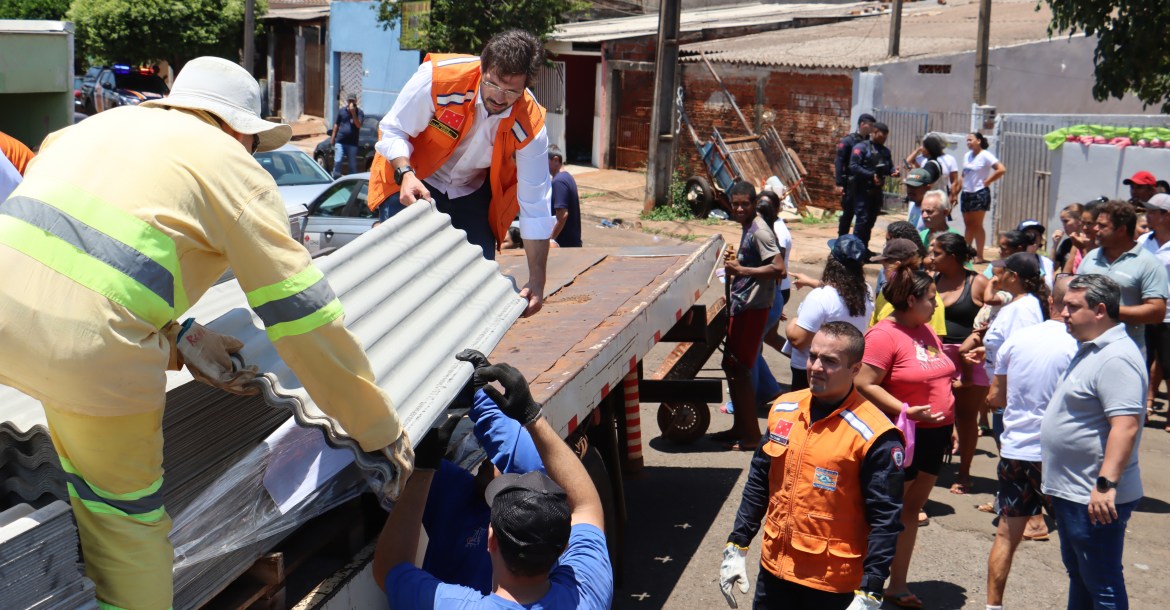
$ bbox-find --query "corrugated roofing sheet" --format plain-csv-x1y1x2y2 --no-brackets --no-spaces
552,2,874,43
679,0,1057,69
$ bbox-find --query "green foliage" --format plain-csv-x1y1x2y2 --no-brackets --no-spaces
374,0,587,54
68,0,266,68
0,0,71,20
642,172,696,222
1045,0,1170,112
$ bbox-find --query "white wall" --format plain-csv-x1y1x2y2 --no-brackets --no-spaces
546,112,568,158
876,35,1159,115
1051,144,1170,227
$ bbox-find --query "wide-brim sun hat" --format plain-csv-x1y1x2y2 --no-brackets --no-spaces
141,56,291,152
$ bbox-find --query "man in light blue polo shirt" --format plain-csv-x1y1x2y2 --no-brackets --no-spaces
1076,199,1169,350
1042,274,1145,610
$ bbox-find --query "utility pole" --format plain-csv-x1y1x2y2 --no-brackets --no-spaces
244,0,256,75
644,0,682,214
888,0,903,57
973,0,991,105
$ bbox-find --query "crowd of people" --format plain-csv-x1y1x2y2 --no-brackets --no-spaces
715,135,1161,609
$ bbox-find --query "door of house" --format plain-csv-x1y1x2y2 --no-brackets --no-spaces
338,52,364,104
304,26,326,117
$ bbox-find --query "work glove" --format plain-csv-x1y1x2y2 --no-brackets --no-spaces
173,319,258,395
719,542,749,608
375,430,414,505
844,591,882,610
455,348,492,392
413,414,462,471
465,357,542,426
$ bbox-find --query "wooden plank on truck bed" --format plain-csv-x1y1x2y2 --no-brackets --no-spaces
489,236,724,437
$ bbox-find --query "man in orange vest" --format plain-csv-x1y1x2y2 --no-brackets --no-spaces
370,29,553,316
719,322,905,610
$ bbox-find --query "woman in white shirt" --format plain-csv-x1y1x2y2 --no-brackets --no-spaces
908,133,961,209
961,132,1007,264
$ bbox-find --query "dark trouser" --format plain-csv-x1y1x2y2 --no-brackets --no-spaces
851,186,882,248
377,179,496,260
753,567,853,610
1144,323,1170,375
836,183,854,237
1051,496,1137,610
333,143,359,177
789,367,809,391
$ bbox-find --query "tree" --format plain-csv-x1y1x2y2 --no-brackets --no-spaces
0,0,71,20
67,0,266,70
1045,0,1170,112
374,0,587,54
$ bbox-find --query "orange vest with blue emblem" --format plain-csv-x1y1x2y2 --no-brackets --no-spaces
758,389,899,593
368,54,547,247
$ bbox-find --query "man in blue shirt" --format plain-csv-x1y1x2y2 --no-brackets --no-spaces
548,147,581,247
373,351,612,609
331,94,365,177
420,389,545,593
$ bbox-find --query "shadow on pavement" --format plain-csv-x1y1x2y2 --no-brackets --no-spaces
614,465,741,609
906,580,968,609
1137,495,1170,514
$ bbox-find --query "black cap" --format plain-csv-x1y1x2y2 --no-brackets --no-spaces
858,113,876,125
870,238,919,262
991,252,1041,278
827,234,867,265
1017,219,1045,234
485,471,571,562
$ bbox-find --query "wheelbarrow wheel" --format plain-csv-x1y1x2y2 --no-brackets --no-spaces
684,176,714,219
656,402,711,444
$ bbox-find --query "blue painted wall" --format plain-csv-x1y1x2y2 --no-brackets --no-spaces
326,1,422,125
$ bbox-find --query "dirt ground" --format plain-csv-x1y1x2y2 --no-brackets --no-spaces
577,218,1170,610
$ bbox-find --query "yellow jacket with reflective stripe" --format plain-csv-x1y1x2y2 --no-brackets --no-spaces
0,106,400,451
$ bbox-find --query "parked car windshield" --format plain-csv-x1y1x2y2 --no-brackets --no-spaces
256,149,334,186
114,73,169,94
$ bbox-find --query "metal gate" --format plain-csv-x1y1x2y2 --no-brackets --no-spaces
304,26,325,117
534,61,565,114
338,52,363,104
615,117,650,172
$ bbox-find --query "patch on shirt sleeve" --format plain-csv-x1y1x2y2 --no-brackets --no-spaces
768,418,793,446
891,446,905,470
813,467,839,491
773,401,799,412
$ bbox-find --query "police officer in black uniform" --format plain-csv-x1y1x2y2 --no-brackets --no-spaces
835,113,876,238
849,122,898,249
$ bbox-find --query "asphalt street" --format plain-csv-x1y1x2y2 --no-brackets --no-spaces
578,221,1170,610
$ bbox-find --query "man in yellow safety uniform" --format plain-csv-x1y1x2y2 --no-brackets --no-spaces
370,29,554,317
0,56,413,610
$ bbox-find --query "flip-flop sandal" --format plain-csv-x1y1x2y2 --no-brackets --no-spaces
918,512,929,526
726,440,757,451
709,429,739,442
950,481,971,495
975,501,995,513
885,592,925,609
1023,531,1050,541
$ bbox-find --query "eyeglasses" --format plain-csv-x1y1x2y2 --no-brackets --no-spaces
481,76,524,101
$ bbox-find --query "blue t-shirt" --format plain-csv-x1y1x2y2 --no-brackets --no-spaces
420,390,545,592
386,524,613,610
551,172,581,248
334,106,365,145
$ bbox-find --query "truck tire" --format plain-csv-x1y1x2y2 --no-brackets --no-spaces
656,402,711,444
581,443,624,588
684,176,714,218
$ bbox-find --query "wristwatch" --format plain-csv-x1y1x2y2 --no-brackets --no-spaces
1096,476,1118,492
393,165,415,186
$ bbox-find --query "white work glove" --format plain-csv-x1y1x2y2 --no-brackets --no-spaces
171,319,259,395
719,542,749,608
375,430,415,506
845,591,882,610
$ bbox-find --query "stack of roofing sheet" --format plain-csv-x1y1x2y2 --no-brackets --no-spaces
0,201,525,608
0,501,97,609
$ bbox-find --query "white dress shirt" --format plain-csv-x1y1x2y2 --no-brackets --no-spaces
375,61,554,240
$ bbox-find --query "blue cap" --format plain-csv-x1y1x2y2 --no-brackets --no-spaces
827,234,867,265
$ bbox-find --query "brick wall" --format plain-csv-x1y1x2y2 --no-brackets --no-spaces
616,61,854,209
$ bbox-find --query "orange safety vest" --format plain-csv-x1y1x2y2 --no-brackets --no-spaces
758,389,900,593
368,54,546,247
0,131,34,175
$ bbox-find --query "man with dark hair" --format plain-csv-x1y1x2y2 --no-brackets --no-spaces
849,122,898,249
547,146,581,247
330,93,365,177
716,181,787,450
1123,170,1158,205
719,322,904,610
1042,274,1145,610
374,353,612,609
1077,199,1169,350
370,28,553,316
835,113,876,238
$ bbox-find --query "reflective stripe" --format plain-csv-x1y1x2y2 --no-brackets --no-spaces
511,121,528,143
436,56,479,67
0,183,188,327
436,90,475,107
246,265,344,341
59,457,166,523
839,410,874,441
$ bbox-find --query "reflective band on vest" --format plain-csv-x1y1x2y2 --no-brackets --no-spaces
245,264,343,342
59,457,166,523
0,188,187,329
